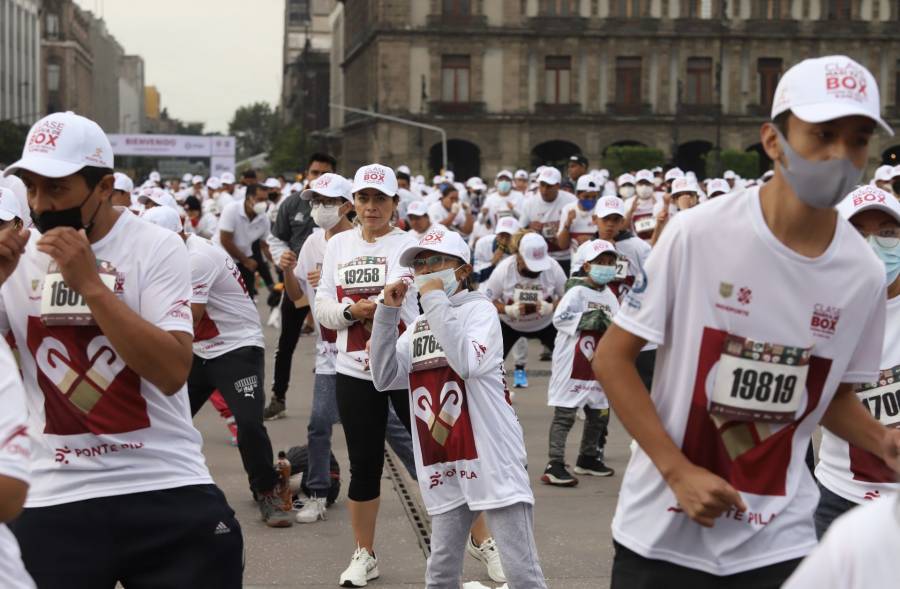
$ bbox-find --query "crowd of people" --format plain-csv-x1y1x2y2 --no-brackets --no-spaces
0,54,899,589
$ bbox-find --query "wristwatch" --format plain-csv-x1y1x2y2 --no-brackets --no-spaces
342,305,355,323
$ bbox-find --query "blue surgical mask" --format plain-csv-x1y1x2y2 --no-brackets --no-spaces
497,180,512,193
579,198,596,211
588,264,617,285
414,267,461,297
867,235,900,285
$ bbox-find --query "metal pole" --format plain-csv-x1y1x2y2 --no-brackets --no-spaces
329,103,448,173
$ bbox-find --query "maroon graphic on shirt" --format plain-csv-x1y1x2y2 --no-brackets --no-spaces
570,331,601,380
26,316,149,436
320,325,337,343
682,327,831,496
849,445,895,484
410,368,478,467
194,311,220,341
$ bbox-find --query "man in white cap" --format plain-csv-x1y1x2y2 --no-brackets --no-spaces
482,170,524,229
723,170,738,190
514,169,530,194
706,178,731,199
617,173,636,200
0,111,242,586
567,154,589,184
623,169,661,242
595,55,900,588
473,215,520,284
110,172,134,208
520,166,577,275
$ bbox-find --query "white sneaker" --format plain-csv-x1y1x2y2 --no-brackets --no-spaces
466,535,506,583
267,306,282,329
339,546,379,587
296,496,327,523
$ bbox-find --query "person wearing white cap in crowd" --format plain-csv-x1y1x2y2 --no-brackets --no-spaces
723,170,738,190
473,215,520,284
482,169,524,229
110,172,134,208
263,178,284,225
519,166,577,275
314,163,419,587
0,111,243,586
558,174,602,257
616,173,636,201
594,55,900,588
189,174,207,201
183,195,218,239
543,239,621,488
428,182,474,236
215,182,272,300
812,185,900,539
465,177,493,246
370,225,546,589
514,169,530,194
210,176,235,212
706,178,731,199
0,186,25,232
138,186,181,213
650,177,699,247
264,153,338,422
142,205,293,529
394,165,417,223
567,154,589,184
482,232,566,376
0,175,30,229
623,169,661,242
651,166,664,188
872,164,894,194
406,199,433,238
663,166,685,193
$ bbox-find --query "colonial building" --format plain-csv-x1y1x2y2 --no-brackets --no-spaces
0,0,42,126
282,0,335,132
330,0,900,179
41,0,94,117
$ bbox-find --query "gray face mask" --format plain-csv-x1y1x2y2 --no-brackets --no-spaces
775,129,863,209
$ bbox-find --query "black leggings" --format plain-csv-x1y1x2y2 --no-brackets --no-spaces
500,321,557,360
335,373,412,502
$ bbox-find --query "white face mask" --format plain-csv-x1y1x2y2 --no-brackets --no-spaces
652,177,663,187
311,202,342,230
618,186,635,199
636,185,654,199
252,201,268,216
413,267,461,297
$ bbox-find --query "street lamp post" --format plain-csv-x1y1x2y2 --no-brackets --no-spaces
714,0,728,177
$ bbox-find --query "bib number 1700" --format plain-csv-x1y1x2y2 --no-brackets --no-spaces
729,368,797,405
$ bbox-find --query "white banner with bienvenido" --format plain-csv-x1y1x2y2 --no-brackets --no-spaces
107,134,236,159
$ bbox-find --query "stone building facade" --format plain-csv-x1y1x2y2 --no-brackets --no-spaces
0,0,41,126
282,0,336,132
331,0,900,179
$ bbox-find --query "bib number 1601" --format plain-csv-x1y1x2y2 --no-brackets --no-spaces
729,368,797,405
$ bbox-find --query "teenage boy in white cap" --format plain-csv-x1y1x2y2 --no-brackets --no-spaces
519,166,577,275
623,169,660,242
706,178,731,199
473,216,520,284
650,177,700,246
872,164,894,194
110,172,133,208
558,174,601,257
0,111,242,586
482,170,524,228
406,199,433,238
594,56,900,588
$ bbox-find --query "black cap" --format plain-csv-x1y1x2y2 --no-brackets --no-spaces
569,154,588,166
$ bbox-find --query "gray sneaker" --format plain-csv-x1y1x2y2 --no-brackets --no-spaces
257,490,293,528
263,398,286,420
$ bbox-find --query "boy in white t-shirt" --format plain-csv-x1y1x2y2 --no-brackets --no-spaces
0,112,242,587
594,56,900,588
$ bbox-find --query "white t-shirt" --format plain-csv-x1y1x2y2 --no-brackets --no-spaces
0,212,213,507
548,283,619,409
295,229,338,375
473,235,501,275
557,202,598,257
782,495,900,589
611,189,886,575
481,255,567,333
371,291,532,516
519,191,577,260
187,234,264,359
215,200,270,258
427,201,467,232
482,191,524,227
183,213,218,240
816,294,900,503
0,340,36,589
316,226,419,380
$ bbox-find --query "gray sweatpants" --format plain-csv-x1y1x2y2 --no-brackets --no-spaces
548,406,609,463
426,502,547,589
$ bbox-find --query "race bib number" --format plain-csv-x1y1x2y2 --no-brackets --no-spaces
513,286,542,305
856,365,900,429
709,336,811,423
634,217,656,234
338,257,386,296
40,267,116,327
615,259,629,280
541,222,558,239
496,209,513,220
411,320,447,372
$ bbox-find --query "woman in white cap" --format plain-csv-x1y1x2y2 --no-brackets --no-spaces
428,183,474,237
314,163,418,587
650,177,699,246
370,225,547,589
406,199,433,239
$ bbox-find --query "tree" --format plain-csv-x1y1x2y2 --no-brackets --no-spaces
599,146,666,177
267,121,310,177
703,149,760,180
228,102,277,160
0,120,29,167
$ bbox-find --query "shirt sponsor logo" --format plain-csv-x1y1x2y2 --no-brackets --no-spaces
810,304,840,338
719,282,734,298
737,287,752,305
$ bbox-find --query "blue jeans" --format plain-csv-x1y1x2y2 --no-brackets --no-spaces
813,481,857,539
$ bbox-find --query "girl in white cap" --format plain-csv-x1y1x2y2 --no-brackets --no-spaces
370,225,547,589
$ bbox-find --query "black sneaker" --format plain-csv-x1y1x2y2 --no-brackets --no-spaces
541,461,578,487
573,455,614,477
539,347,552,361
263,398,286,420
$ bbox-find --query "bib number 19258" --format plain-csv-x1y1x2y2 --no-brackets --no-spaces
344,266,380,285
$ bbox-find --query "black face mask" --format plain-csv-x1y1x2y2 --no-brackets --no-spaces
31,187,100,235
519,266,541,279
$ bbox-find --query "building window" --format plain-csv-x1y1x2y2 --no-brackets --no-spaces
615,56,642,106
545,56,572,104
45,13,60,39
683,0,713,18
754,0,785,19
685,57,713,104
47,63,60,92
827,0,851,19
615,0,648,17
288,0,310,24
441,55,471,103
758,58,782,108
442,0,471,15
539,0,578,16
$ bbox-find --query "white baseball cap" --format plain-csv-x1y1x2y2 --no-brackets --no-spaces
723,170,737,180
595,196,626,218
576,239,618,265
707,178,730,196
874,165,894,183
220,172,236,184
496,169,513,180
465,177,486,190
113,172,134,193
139,187,179,211
353,164,398,197
576,175,600,193
651,166,663,174
141,205,183,233
0,187,23,222
671,177,700,196
182,172,193,183
496,216,520,235
399,225,471,267
396,165,411,176
406,200,429,217
301,173,352,202
772,55,892,135
191,175,203,185
664,167,685,182
518,232,551,272
635,169,653,184
444,170,455,182
514,169,529,180
264,178,281,189
617,173,635,186
3,111,113,178
206,177,221,190
602,180,617,197
149,171,161,183
837,185,900,224
537,167,561,185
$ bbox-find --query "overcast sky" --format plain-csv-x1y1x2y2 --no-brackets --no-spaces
76,0,283,134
